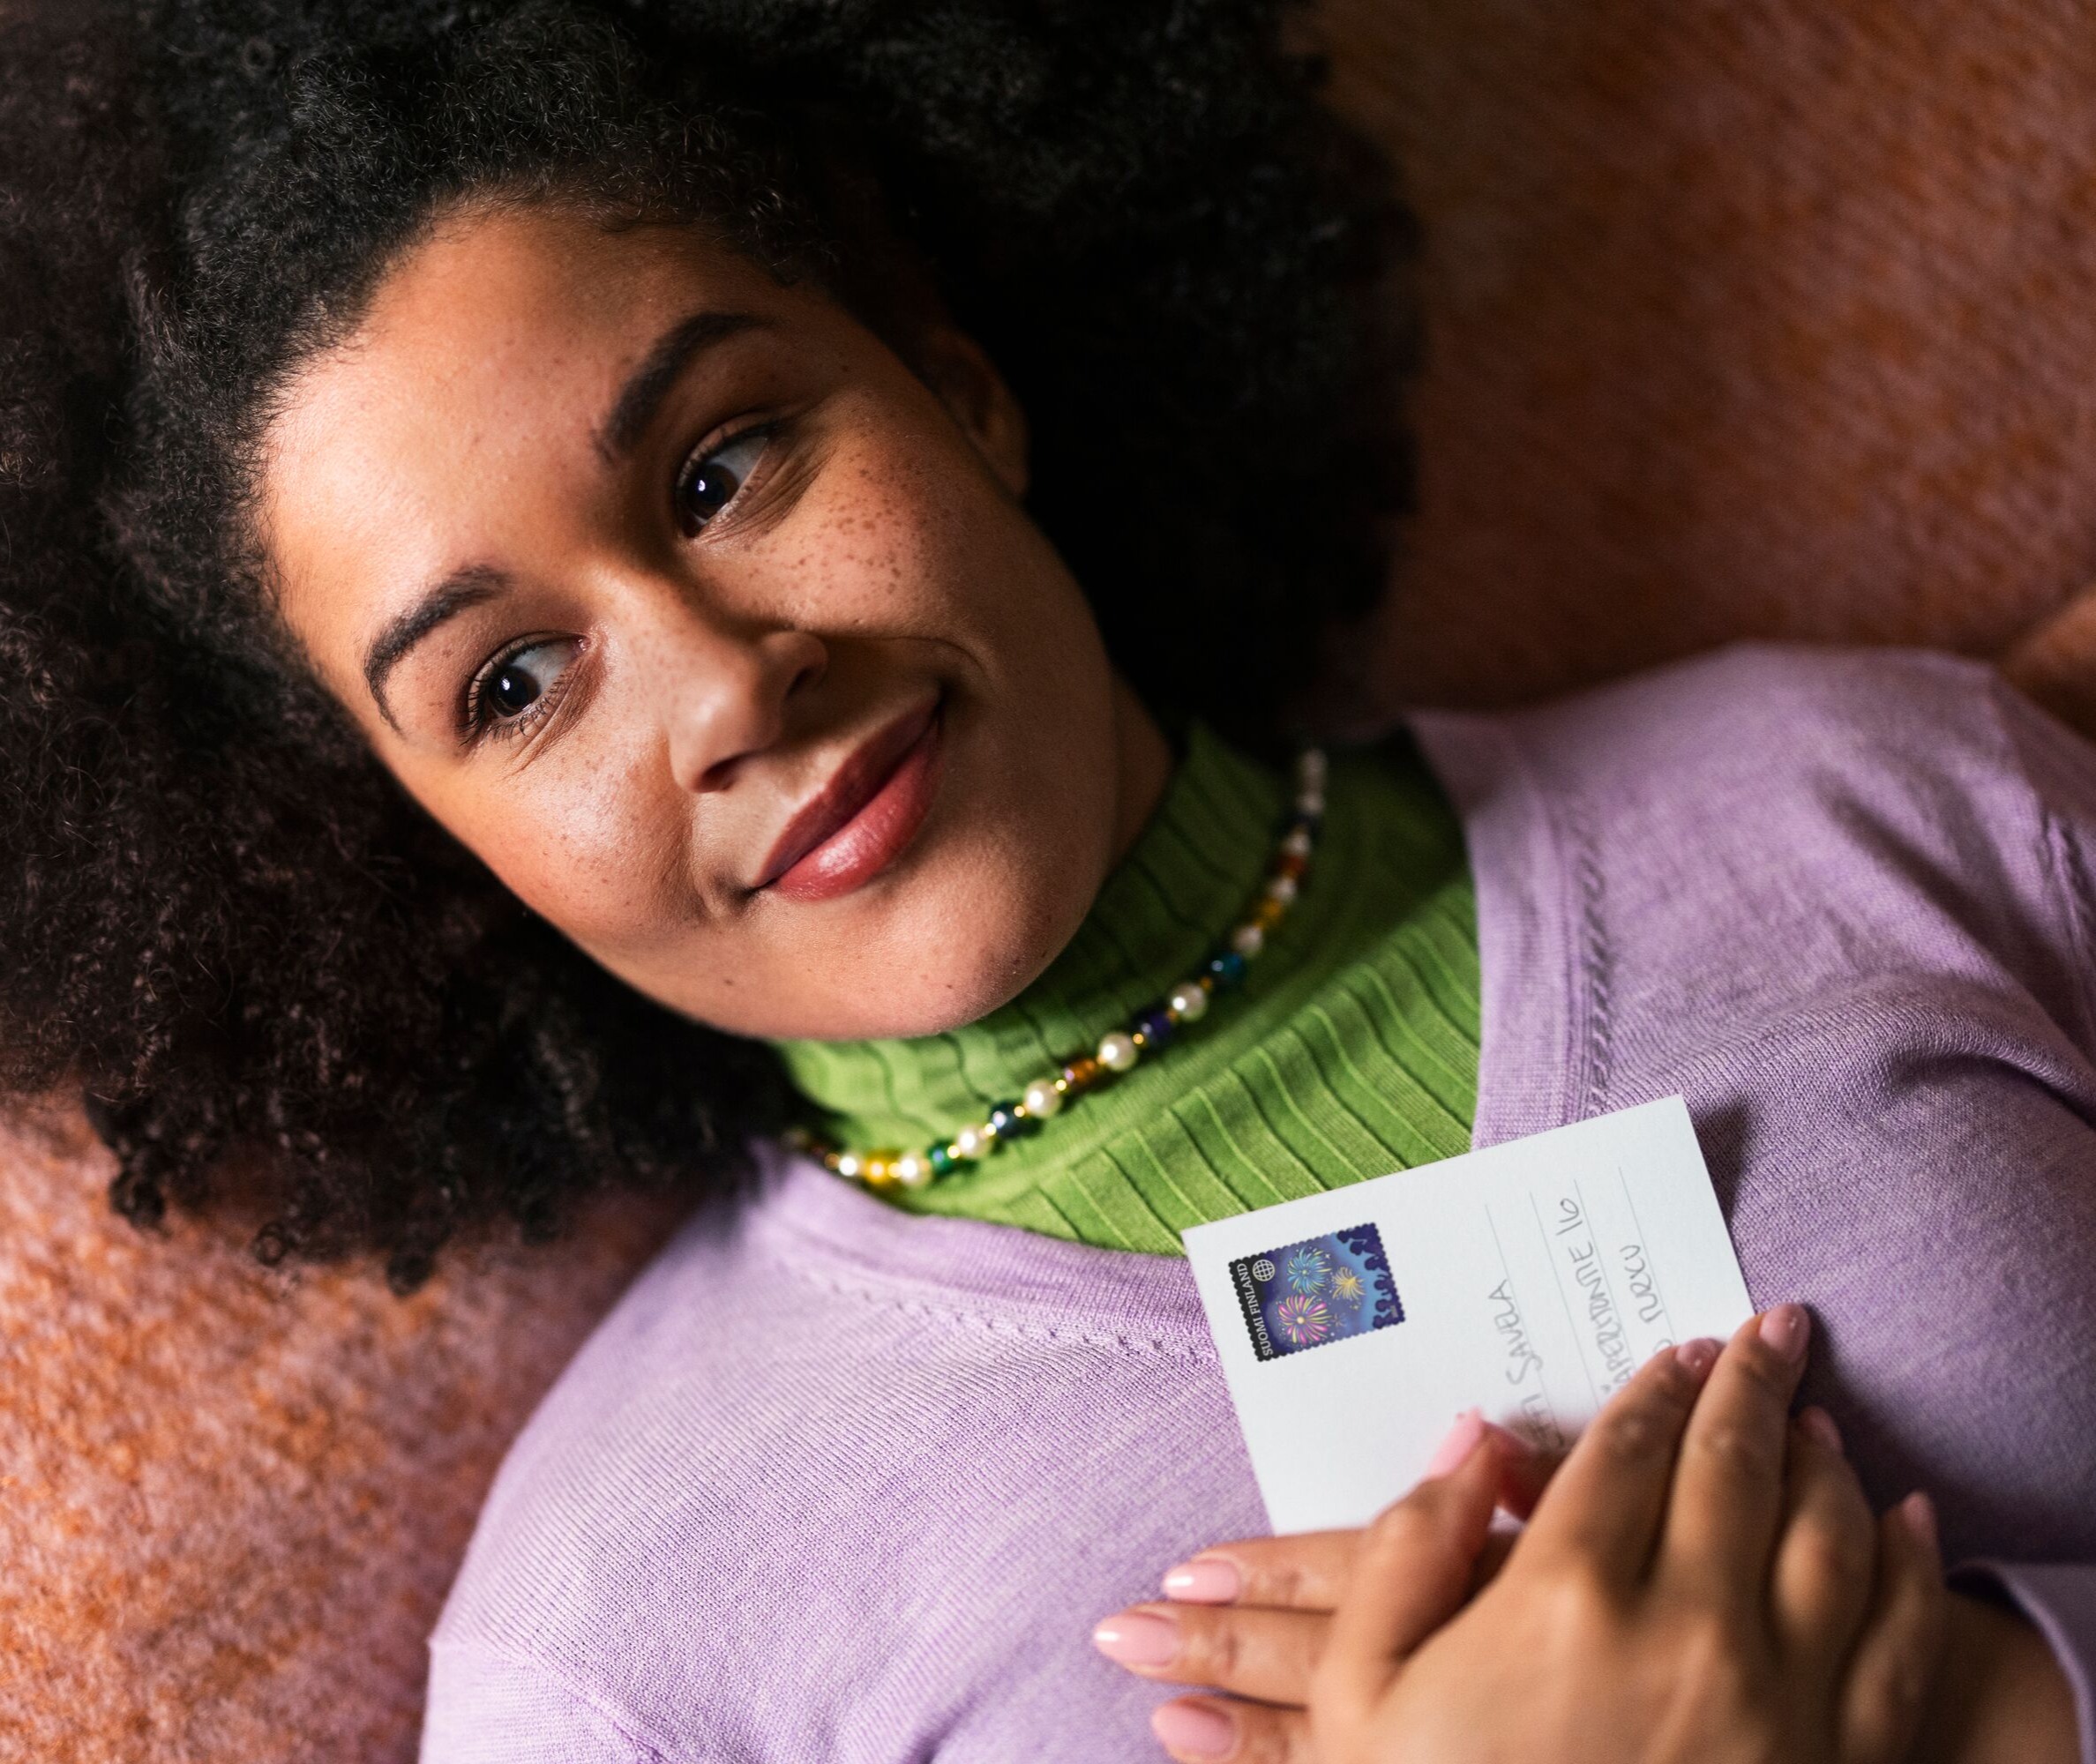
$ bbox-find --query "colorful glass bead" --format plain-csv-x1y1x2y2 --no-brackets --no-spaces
1132,1008,1175,1050
1062,1056,1103,1095
1208,951,1247,990
928,1144,956,1177
988,1101,1038,1139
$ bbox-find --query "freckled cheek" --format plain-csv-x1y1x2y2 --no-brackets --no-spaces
784,435,1012,635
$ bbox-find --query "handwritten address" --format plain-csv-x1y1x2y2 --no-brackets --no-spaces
1486,1277,1565,1451
1553,1194,1636,1393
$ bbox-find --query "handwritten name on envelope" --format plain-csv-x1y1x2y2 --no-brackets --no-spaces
1183,1097,1753,1535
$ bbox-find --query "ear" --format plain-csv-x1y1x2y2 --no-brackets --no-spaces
916,325,1030,498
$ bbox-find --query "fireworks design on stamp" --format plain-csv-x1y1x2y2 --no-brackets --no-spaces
1274,1295,1333,1345
1228,1222,1404,1363
1285,1245,1332,1295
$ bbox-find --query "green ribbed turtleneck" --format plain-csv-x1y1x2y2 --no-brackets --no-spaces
772,726,1481,1255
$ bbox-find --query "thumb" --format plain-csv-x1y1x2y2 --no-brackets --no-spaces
1319,1413,1502,1709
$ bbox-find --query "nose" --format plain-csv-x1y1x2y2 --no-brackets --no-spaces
646,606,827,795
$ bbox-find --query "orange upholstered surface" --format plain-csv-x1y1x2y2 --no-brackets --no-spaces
1323,0,2096,725
11,6,2096,1755
0,1102,684,1759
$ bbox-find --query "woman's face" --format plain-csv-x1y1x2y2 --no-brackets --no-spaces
261,204,1167,1041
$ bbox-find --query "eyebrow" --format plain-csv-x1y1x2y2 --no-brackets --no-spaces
360,310,766,729
594,308,767,463
363,565,506,731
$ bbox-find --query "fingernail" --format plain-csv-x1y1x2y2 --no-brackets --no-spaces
1092,1610,1180,1667
1899,1491,1938,1552
1759,1304,1811,1363
1424,1408,1486,1477
1150,1700,1238,1760
1161,1555,1241,1603
1673,1337,1722,1378
1480,1419,1536,1458
1799,1406,1843,1453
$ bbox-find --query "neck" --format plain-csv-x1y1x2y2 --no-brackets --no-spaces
1105,673,1175,871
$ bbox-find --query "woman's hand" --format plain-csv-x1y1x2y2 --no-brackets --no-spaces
1095,1307,1950,1763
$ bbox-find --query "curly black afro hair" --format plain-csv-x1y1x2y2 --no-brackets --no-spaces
0,0,1413,1288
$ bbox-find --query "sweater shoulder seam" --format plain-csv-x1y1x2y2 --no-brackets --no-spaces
1480,716,1596,1130
752,1241,1216,1363
427,1636,680,1764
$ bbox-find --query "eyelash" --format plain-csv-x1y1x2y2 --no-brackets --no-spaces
673,418,776,537
460,635,580,745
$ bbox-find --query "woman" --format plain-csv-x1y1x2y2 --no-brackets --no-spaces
0,3,2089,1760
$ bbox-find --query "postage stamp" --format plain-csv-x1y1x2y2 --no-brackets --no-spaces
1228,1222,1404,1362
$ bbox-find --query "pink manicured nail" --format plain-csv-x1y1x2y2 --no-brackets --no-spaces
1674,1337,1722,1378
1799,1406,1843,1453
1759,1303,1810,1363
1480,1419,1536,1459
1151,1700,1238,1759
1092,1611,1180,1667
1424,1408,1486,1477
1161,1556,1241,1603
1900,1491,1939,1552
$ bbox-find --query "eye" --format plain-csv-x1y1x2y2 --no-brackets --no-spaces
675,427,770,536
468,637,580,736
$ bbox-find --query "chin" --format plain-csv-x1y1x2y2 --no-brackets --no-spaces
805,859,1102,1043
882,956,1055,1040
846,926,1074,1043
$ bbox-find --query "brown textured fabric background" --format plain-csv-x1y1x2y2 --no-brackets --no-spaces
8,4,2096,1757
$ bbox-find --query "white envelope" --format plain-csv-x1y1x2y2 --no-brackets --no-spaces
1183,1096,1754,1534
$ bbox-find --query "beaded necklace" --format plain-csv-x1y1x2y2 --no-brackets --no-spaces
786,747,1328,1191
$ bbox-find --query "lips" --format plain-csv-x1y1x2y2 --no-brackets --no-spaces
758,696,945,904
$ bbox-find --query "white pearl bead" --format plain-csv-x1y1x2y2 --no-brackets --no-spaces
894,1153,932,1188
1022,1079,1064,1118
1168,982,1209,1021
1297,750,1328,789
1231,923,1265,956
1265,873,1299,905
954,1124,990,1159
1296,789,1325,817
1097,1031,1140,1073
834,1152,863,1180
1282,827,1313,858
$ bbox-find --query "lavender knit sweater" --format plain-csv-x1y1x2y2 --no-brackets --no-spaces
422,647,2096,1763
